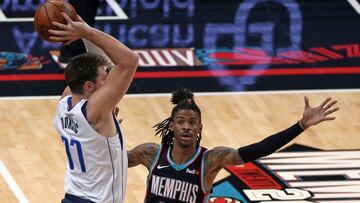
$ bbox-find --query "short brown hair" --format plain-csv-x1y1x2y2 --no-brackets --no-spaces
65,53,109,94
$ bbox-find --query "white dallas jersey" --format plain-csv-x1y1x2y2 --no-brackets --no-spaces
54,96,127,203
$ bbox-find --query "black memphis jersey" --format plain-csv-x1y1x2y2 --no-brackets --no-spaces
145,145,209,203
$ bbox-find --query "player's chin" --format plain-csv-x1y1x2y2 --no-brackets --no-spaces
178,137,196,147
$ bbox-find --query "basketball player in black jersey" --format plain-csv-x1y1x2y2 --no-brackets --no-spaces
127,88,339,203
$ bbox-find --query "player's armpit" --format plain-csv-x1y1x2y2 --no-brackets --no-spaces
127,142,159,169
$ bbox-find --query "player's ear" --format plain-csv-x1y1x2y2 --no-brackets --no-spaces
84,81,95,93
169,121,174,132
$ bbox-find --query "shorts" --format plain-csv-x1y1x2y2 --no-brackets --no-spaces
61,193,95,203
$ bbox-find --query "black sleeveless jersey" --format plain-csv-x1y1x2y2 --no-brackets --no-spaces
145,145,209,203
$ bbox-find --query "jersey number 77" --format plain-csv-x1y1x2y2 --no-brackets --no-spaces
61,136,86,172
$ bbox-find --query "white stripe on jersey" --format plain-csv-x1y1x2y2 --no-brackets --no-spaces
54,96,127,203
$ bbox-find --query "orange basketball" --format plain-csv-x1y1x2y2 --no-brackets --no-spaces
34,0,78,42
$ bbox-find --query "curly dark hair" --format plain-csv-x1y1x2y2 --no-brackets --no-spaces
65,52,109,94
153,88,202,147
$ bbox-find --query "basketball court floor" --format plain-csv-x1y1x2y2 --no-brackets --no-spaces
1,0,360,202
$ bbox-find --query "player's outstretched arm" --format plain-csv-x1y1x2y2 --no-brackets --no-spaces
127,143,159,169
203,97,339,191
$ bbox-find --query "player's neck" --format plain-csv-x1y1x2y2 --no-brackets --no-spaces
171,144,197,165
70,93,89,107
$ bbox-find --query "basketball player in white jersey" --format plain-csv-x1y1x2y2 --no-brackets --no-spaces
51,13,139,203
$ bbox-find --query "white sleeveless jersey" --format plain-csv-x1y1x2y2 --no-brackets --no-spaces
54,96,127,203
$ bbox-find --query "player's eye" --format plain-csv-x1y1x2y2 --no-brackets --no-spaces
105,66,112,76
176,119,184,125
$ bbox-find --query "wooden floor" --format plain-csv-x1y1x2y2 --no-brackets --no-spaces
0,90,359,203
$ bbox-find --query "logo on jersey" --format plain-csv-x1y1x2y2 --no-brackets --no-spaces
186,168,199,175
206,144,360,202
157,164,170,169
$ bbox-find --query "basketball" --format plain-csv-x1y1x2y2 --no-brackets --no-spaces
34,0,78,42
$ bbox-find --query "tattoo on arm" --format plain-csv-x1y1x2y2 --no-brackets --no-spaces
141,144,158,168
206,147,243,170
127,151,139,168
203,147,244,191
128,143,158,169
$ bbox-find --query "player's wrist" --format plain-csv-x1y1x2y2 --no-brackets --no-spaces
298,119,307,130
82,26,95,39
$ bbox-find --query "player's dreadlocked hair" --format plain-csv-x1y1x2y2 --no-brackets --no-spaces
154,88,202,148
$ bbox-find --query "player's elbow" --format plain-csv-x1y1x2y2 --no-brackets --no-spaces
128,51,139,70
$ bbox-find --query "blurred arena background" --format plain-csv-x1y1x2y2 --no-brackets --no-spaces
0,0,360,202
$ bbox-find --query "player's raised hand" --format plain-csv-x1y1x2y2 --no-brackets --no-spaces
48,13,89,45
299,96,339,129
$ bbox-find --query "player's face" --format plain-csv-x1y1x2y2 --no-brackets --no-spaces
170,109,202,148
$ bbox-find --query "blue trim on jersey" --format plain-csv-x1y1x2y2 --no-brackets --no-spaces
146,144,162,190
144,144,162,203
201,150,207,193
148,144,162,173
67,96,72,111
81,101,88,120
67,96,88,119
106,138,115,203
112,113,123,150
167,146,202,171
